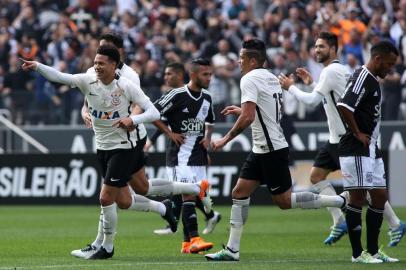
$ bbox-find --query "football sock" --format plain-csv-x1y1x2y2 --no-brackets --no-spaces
91,208,104,249
227,198,250,252
172,194,183,221
182,210,190,242
366,205,384,255
366,193,400,229
129,194,166,216
101,203,117,253
312,182,345,224
183,200,198,238
346,204,363,258
291,192,344,209
146,178,199,196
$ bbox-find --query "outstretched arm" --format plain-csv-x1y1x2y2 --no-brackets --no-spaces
278,72,323,106
21,58,77,86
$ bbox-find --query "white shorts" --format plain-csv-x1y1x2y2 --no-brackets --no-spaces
339,156,386,190
166,166,207,184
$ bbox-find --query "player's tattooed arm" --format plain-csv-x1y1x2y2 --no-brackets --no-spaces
212,101,256,151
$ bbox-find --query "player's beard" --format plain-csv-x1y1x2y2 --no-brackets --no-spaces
196,77,208,90
316,53,329,63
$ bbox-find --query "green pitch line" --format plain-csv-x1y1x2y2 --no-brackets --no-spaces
0,206,405,270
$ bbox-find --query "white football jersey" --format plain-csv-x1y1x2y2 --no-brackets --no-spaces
87,63,147,140
70,73,151,150
314,61,351,143
241,68,288,153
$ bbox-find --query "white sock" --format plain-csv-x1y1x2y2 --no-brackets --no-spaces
91,208,104,248
146,178,199,196
101,203,117,253
227,198,250,252
366,193,400,229
291,192,344,209
313,182,345,225
129,194,166,216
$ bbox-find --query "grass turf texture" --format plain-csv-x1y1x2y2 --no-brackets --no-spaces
0,206,405,270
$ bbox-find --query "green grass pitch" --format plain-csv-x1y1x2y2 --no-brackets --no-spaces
0,205,405,270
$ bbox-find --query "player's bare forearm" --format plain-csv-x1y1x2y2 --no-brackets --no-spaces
204,124,214,142
225,102,256,143
153,119,172,135
338,105,370,146
338,106,360,135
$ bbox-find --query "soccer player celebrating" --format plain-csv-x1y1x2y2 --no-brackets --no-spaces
278,31,405,246
21,45,211,259
149,62,221,236
205,39,346,262
153,59,216,253
337,41,399,263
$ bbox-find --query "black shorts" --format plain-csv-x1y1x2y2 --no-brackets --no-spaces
239,147,292,195
97,145,145,187
135,136,147,166
313,142,340,171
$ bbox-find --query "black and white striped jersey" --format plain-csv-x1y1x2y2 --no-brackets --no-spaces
241,68,288,153
154,85,215,166
337,66,382,158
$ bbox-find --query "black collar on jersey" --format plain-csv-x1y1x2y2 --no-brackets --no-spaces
329,60,340,65
117,61,124,70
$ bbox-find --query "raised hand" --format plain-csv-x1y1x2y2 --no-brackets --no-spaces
221,105,241,116
296,67,313,85
278,73,295,90
20,58,37,71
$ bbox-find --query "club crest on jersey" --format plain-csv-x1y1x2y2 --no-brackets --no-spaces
89,107,120,120
110,88,124,106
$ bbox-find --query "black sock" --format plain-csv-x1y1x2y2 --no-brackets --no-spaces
346,204,363,258
181,210,189,242
366,205,384,255
182,200,198,238
172,194,183,221
196,197,214,219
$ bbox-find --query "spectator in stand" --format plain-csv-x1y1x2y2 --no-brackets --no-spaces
382,56,404,120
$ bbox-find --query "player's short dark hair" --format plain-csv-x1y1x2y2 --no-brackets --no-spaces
166,62,185,74
370,40,399,57
99,32,124,49
318,31,338,53
190,58,211,72
242,39,266,66
96,44,120,65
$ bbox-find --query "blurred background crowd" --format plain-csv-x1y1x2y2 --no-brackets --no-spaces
0,0,406,125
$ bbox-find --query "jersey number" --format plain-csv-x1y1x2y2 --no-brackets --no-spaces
272,93,284,123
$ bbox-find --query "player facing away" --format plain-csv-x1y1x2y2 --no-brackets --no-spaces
148,62,221,236
278,31,405,246
337,41,399,263
20,45,211,260
153,59,216,254
205,39,346,262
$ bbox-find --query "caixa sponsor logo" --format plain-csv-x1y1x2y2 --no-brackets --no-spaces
0,160,100,197
89,107,120,119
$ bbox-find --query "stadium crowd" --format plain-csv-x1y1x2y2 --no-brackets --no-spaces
0,0,405,125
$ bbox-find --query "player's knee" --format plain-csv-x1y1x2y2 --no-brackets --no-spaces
310,176,323,185
273,197,291,210
99,196,114,207
116,200,130,209
231,187,245,199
